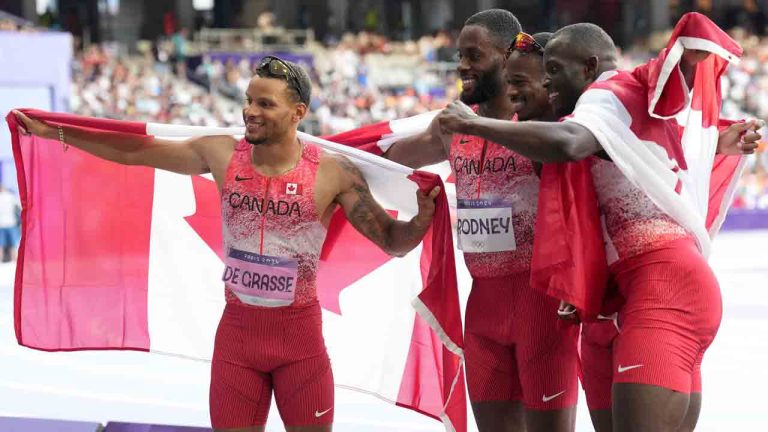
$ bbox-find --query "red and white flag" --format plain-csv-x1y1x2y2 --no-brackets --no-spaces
532,12,745,319
7,110,466,432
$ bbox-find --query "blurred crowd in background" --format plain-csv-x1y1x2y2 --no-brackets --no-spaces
1,10,767,210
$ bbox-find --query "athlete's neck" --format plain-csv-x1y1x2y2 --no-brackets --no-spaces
478,94,515,120
250,132,302,177
529,111,558,122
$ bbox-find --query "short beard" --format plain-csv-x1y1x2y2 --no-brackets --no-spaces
460,69,503,105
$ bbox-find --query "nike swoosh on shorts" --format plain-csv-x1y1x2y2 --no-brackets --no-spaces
542,390,566,402
617,364,644,373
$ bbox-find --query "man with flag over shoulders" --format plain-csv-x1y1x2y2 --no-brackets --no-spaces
436,14,763,432
14,56,440,432
385,9,580,432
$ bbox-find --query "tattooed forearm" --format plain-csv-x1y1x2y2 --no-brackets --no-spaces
335,154,431,257
347,183,393,248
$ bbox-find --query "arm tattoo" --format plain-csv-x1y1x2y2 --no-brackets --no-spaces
334,155,428,256
335,155,393,249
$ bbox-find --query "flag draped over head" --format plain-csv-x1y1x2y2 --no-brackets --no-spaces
532,12,745,320
7,110,466,432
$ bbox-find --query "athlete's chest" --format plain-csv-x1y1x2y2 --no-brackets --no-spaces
449,136,534,180
223,177,308,219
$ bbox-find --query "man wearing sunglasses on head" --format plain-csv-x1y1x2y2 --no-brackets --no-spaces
507,31,620,432
385,11,580,432
506,32,557,125
14,55,441,432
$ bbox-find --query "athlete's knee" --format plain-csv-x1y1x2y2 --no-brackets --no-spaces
471,400,526,432
612,383,689,432
524,406,576,432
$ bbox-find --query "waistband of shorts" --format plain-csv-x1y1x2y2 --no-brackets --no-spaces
225,299,322,318
609,236,700,273
471,271,531,287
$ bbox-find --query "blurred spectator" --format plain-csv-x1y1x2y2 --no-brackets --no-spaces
0,186,21,262
171,27,190,78
71,45,241,127
0,19,18,32
257,10,277,32
0,10,36,32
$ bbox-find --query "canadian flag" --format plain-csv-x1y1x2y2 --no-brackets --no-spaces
284,181,302,195
7,111,466,431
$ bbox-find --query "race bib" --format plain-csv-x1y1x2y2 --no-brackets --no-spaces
456,199,516,253
223,247,298,307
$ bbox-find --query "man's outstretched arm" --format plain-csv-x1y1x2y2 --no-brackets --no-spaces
331,154,439,257
13,110,213,175
383,116,451,169
435,101,601,163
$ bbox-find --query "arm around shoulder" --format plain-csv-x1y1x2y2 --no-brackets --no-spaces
382,116,451,169
463,117,602,163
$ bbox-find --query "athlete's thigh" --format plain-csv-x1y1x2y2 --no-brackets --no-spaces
525,406,576,432
612,383,689,432
515,289,579,412
581,320,618,412
678,355,705,431
210,306,273,429
588,409,613,432
581,320,619,432
273,352,334,427
465,330,522,403
518,329,579,432
677,392,701,432
464,278,521,403
209,362,272,429
471,400,526,432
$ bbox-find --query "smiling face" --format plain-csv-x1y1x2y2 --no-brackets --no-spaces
543,38,593,118
242,76,304,145
456,25,507,106
505,51,551,121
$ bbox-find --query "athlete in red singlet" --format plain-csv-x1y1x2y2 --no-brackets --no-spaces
385,11,579,432
14,56,440,432
435,22,762,432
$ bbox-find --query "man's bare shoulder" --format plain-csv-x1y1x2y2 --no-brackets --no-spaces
317,150,369,196
319,151,363,177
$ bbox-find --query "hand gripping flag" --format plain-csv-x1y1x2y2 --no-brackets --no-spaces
7,110,466,432
531,12,746,320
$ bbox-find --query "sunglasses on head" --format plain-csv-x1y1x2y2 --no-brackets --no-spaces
256,56,306,104
507,32,545,57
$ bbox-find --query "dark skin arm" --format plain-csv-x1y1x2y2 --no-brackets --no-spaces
332,154,440,258
437,101,601,163
382,116,451,169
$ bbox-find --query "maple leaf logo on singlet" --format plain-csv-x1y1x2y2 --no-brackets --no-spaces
284,182,302,195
